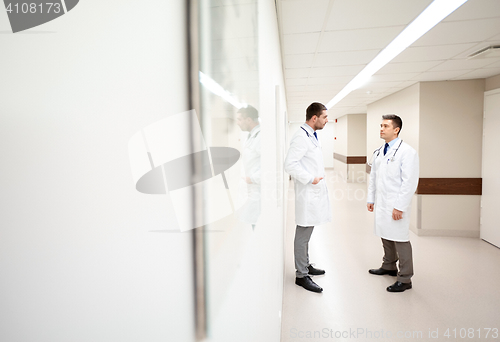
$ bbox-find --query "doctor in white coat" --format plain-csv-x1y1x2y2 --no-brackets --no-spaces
367,114,419,293
235,106,261,229
285,102,331,293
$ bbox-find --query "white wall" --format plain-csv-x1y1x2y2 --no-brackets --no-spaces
0,1,195,341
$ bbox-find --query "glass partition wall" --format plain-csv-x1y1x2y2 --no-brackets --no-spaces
189,1,288,340
190,0,261,340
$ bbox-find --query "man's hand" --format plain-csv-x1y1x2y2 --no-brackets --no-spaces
367,203,374,212
312,177,323,184
392,209,403,220
241,176,253,184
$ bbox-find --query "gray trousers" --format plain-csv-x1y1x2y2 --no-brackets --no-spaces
381,238,414,283
294,225,314,278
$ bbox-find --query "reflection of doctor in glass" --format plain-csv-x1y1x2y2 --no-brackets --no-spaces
235,106,261,229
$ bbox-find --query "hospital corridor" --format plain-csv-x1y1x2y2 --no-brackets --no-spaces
281,170,500,341
2,0,500,341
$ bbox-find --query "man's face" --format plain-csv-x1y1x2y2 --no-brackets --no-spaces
314,110,328,130
380,119,399,141
236,113,250,132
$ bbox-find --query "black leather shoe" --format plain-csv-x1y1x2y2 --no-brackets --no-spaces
369,268,397,276
387,281,412,292
295,276,323,293
307,265,325,275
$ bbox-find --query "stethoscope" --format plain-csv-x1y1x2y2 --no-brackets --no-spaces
300,126,313,138
301,126,319,144
300,127,318,141
368,140,403,166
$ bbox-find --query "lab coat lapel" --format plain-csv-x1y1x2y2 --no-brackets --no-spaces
246,125,260,146
301,124,319,147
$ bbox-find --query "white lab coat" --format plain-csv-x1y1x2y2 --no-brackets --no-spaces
367,140,419,242
285,124,331,227
236,125,261,224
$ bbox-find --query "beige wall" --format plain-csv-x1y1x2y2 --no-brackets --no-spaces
417,80,484,237
333,115,348,180
347,114,367,156
320,123,335,168
419,80,484,177
485,74,500,91
333,114,367,183
334,115,348,155
333,159,348,181
418,196,481,237
367,83,420,155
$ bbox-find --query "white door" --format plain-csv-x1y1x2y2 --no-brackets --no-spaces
481,89,500,248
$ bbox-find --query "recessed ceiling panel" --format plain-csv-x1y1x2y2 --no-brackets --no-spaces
429,58,500,72
308,65,364,77
443,0,500,22
281,0,330,34
412,70,470,81
370,73,421,82
318,26,405,52
285,68,312,79
413,18,500,47
376,61,444,74
314,50,379,67
307,76,354,85
454,67,500,79
392,43,476,63
285,54,315,69
325,0,432,31
284,33,321,55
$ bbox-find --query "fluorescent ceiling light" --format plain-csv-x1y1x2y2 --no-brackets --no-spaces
199,71,247,109
325,0,468,109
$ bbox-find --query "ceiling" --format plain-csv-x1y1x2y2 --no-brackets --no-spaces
277,0,500,121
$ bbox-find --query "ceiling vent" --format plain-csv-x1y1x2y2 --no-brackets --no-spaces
467,45,500,59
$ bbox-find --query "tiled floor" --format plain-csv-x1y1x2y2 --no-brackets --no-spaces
281,170,500,342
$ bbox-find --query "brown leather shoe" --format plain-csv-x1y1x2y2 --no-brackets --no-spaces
368,268,397,276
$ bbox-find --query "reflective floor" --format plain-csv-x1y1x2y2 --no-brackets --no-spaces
281,170,500,342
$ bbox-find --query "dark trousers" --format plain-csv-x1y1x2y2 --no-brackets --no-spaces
381,238,414,283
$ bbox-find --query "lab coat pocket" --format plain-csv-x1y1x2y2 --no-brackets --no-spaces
307,183,322,205
386,158,400,178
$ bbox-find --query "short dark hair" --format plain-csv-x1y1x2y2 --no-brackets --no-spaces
382,114,402,135
306,102,327,121
237,105,259,122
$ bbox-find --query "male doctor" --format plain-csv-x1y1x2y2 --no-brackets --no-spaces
285,102,331,293
235,105,261,229
367,114,419,293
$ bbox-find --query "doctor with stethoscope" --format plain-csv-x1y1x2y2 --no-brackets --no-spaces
367,114,419,293
285,102,332,293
